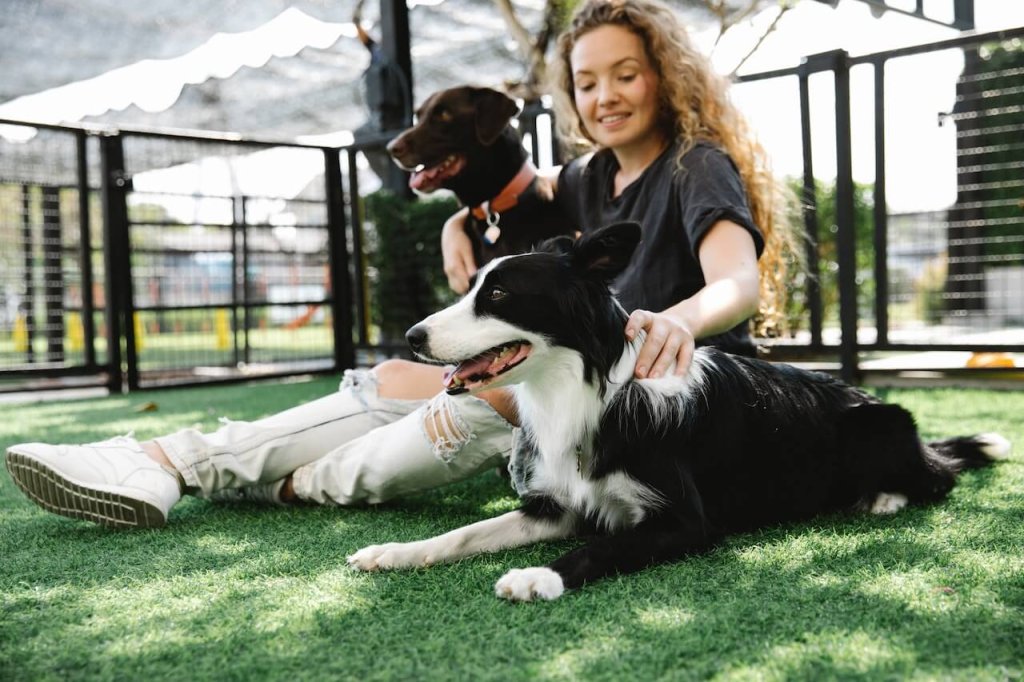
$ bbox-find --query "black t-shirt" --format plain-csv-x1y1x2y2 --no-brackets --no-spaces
557,141,764,355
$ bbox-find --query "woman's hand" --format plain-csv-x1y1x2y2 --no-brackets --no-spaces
624,309,696,379
441,208,477,294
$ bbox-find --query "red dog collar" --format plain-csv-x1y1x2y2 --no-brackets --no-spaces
470,161,538,224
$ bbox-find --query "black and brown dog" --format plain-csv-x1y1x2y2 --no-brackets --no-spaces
386,86,573,266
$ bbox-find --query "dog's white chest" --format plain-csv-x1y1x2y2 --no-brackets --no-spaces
530,445,659,532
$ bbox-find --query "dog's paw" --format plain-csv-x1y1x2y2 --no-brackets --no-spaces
870,492,908,515
347,542,434,571
494,567,565,602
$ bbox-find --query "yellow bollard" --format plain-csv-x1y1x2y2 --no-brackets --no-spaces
13,314,28,352
215,309,231,350
67,312,84,351
134,312,145,351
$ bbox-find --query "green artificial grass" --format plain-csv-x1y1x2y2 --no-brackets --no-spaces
1,378,1022,681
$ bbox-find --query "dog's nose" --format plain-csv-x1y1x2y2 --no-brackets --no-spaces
406,324,428,355
386,136,408,158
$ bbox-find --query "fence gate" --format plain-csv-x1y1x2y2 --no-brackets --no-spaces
0,121,109,394
0,121,356,394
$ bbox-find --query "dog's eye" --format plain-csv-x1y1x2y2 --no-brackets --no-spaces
487,286,508,302
436,108,452,123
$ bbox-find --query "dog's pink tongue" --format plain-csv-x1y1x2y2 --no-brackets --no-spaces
410,164,448,193
454,354,496,383
409,169,432,191
442,343,532,392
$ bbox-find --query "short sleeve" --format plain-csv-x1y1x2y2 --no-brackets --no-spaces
677,146,764,259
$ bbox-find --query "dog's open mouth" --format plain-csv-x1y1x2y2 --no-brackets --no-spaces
442,341,532,394
409,154,467,193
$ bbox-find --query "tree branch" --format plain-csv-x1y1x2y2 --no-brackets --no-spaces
728,3,792,76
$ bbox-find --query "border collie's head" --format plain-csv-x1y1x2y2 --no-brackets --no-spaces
406,222,641,394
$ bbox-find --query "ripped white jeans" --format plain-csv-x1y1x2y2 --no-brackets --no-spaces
156,369,514,505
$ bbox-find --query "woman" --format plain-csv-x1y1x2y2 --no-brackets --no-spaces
5,0,798,529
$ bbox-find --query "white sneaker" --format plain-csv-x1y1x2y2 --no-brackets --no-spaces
5,435,183,529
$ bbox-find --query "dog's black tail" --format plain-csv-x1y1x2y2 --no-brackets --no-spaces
928,433,1011,472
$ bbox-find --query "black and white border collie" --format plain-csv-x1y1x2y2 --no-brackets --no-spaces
347,222,1010,601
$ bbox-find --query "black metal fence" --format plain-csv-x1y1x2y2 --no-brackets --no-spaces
0,28,1021,394
734,26,1024,382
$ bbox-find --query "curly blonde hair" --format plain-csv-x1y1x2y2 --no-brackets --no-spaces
550,0,800,336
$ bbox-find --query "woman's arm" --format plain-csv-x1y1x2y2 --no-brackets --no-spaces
626,219,760,379
441,207,476,294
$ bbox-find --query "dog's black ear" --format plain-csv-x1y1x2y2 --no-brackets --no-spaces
571,222,641,281
535,234,575,256
473,88,520,145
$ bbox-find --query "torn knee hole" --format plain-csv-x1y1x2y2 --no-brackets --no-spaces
423,394,475,461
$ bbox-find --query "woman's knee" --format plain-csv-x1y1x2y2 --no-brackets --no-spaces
371,359,447,400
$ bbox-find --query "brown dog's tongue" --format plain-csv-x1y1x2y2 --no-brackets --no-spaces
409,169,431,191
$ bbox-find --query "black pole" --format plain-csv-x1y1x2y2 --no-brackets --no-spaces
20,186,36,363
326,149,356,370
832,50,860,383
801,50,859,381
100,133,132,392
872,57,890,347
41,185,65,362
76,131,98,368
240,196,252,367
798,65,823,350
347,150,370,346
231,196,242,367
378,0,414,196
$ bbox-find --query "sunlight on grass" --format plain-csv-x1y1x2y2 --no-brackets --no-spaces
63,569,374,664
738,629,910,679
2,382,1022,680
480,496,519,515
635,605,696,630
537,634,632,680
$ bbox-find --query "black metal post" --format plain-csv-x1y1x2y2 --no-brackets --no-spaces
953,0,975,30
379,0,412,124
872,57,890,346
326,149,356,370
797,66,823,349
800,49,859,381
41,185,65,362
76,131,98,368
231,196,242,367
346,150,370,346
377,0,414,196
240,196,252,366
99,133,132,392
20,186,36,363
832,51,860,383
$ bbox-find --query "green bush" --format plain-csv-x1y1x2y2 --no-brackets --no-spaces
785,177,875,331
363,191,460,343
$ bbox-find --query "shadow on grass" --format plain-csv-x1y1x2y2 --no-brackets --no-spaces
2,382,1021,680
4,463,1021,680
0,376,341,449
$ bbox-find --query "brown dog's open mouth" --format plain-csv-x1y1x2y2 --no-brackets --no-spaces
409,154,467,193
442,341,532,394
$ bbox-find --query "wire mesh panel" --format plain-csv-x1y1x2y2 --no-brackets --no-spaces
120,133,336,387
0,123,106,391
884,39,1024,347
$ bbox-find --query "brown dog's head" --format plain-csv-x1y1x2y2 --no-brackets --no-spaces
386,86,520,193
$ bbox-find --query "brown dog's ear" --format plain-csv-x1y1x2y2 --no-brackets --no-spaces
473,88,520,145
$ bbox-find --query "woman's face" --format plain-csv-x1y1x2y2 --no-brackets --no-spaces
570,24,664,157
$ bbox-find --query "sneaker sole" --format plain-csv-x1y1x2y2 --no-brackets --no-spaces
5,451,167,529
